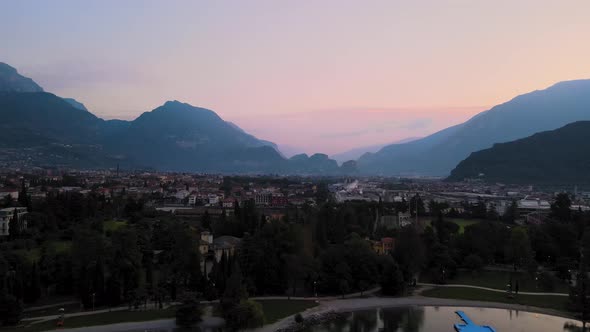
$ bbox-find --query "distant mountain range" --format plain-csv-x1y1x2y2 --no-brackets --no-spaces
359,79,590,176
448,121,590,185
3,61,590,179
331,137,421,164
0,62,354,174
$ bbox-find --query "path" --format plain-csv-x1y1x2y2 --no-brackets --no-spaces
417,283,569,296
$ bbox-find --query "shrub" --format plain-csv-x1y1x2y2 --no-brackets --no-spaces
294,313,304,323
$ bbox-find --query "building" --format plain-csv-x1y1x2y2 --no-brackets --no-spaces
255,192,272,206
0,207,28,237
188,195,197,206
372,237,395,255
222,198,234,209
212,236,241,262
199,231,213,255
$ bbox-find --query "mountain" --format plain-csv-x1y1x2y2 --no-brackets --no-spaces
448,121,590,185
331,137,421,164
0,62,43,92
109,101,288,172
225,121,283,155
0,63,346,174
359,79,590,176
63,98,89,111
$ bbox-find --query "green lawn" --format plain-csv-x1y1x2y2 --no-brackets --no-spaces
103,220,128,233
14,248,41,264
442,269,570,294
1,308,176,332
422,286,570,312
255,299,318,324
48,240,72,254
447,218,483,233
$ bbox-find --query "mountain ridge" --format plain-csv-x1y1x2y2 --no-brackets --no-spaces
359,79,590,176
448,121,590,185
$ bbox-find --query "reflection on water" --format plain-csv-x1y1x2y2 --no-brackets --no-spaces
302,306,583,332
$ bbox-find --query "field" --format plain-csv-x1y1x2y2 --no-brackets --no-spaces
447,218,483,233
256,299,318,324
103,220,128,233
422,286,570,312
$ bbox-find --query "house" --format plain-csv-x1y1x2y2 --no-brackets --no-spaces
213,236,241,262
0,207,28,237
199,231,213,255
0,189,19,201
188,195,197,206
372,237,394,255
222,198,234,209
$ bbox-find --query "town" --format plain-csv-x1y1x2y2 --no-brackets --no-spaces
2,167,590,330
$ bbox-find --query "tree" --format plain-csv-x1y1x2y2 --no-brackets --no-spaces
505,228,534,270
175,295,202,328
570,263,590,329
551,193,572,222
380,256,405,296
0,293,22,326
2,194,14,208
202,211,211,230
225,299,265,330
8,209,20,240
394,227,425,282
502,200,518,223
464,254,484,273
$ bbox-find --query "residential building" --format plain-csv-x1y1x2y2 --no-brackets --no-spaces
0,207,28,237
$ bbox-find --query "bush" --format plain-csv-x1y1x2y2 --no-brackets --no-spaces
175,300,203,328
0,293,23,326
464,254,484,272
225,299,265,330
294,313,304,323
538,271,558,292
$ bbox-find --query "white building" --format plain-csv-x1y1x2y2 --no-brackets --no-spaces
0,207,28,237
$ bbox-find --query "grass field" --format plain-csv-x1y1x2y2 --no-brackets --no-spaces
103,220,128,233
1,308,176,332
447,218,483,233
255,299,318,324
422,286,570,312
440,269,570,294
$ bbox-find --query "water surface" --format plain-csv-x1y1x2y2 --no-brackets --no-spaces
302,306,583,332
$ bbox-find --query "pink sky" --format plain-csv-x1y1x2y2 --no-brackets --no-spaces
2,1,590,155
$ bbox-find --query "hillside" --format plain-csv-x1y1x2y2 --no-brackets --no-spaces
0,63,351,174
448,121,590,185
0,62,43,92
359,79,590,176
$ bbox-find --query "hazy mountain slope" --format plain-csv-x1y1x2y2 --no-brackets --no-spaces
107,101,288,172
331,137,421,164
63,98,89,111
359,79,590,176
448,121,590,185
0,62,43,92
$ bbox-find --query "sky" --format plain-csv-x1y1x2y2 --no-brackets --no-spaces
2,0,590,155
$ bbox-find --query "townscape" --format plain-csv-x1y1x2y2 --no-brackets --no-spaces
2,167,590,330
3,1,590,331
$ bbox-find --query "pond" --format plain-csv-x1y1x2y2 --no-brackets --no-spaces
302,306,584,332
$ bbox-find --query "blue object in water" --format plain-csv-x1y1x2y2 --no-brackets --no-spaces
454,311,497,332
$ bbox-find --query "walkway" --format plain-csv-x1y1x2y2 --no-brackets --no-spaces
417,283,569,297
